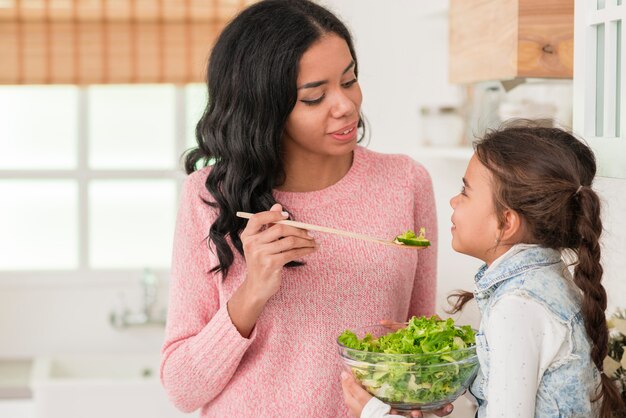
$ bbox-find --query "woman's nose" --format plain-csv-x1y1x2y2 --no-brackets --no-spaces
330,91,356,119
450,194,458,209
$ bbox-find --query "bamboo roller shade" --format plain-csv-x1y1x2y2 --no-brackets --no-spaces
0,0,257,85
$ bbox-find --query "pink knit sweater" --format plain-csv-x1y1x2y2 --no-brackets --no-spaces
160,146,437,417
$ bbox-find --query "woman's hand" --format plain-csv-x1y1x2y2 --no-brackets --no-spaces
240,203,317,301
227,204,317,337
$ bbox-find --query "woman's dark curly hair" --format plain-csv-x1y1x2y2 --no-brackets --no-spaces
184,0,364,278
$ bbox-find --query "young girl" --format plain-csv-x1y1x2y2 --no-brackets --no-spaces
160,1,437,417
342,123,625,417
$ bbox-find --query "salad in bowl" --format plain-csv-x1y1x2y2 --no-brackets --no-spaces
337,316,479,412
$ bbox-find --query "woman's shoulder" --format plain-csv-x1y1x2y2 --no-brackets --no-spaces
179,166,215,209
357,146,432,187
186,165,212,182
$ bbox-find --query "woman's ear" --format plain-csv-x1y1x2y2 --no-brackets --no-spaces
499,209,524,244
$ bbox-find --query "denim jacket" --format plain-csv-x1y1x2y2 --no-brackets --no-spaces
470,245,601,418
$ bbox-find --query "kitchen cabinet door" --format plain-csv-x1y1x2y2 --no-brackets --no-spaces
449,0,574,83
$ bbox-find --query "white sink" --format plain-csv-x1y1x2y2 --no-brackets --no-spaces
32,354,190,418
24,353,476,418
33,353,158,380
0,358,33,399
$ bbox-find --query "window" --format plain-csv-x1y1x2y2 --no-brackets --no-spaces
573,0,626,177
0,84,207,281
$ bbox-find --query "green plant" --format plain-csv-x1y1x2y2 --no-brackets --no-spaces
606,309,626,407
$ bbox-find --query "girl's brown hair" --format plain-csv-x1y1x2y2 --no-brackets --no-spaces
448,120,624,417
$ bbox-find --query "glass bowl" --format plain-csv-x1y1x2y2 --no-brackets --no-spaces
337,324,479,412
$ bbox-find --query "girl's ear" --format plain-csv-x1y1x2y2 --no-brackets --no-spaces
499,209,523,243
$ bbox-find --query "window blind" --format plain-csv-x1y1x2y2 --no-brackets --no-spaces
0,0,255,84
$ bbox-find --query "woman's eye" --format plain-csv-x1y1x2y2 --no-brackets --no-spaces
460,185,467,196
301,95,324,106
342,78,358,88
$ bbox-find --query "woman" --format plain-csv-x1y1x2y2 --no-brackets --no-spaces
160,1,438,416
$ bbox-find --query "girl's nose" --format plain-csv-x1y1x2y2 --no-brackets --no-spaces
450,194,458,209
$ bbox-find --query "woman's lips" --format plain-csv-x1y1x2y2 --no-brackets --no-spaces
329,122,358,141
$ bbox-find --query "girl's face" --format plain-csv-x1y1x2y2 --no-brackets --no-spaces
282,34,362,158
450,155,503,264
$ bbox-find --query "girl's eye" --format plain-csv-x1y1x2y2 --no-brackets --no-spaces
301,95,325,106
342,78,358,88
460,185,467,196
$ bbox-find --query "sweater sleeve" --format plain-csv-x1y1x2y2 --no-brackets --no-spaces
408,161,437,318
484,294,567,418
160,171,257,413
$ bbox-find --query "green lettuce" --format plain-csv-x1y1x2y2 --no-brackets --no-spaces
338,316,478,406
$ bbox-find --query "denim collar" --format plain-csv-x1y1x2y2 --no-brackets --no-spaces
474,245,562,293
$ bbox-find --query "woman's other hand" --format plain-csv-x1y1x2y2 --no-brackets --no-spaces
227,203,317,337
341,370,373,417
341,367,454,418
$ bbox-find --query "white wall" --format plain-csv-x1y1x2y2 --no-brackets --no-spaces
596,177,626,313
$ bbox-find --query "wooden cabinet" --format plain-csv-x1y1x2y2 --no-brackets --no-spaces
449,0,574,84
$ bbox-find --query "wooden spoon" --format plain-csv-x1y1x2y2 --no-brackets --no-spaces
236,212,427,249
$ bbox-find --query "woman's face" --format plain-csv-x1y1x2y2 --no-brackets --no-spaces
449,155,502,264
283,34,362,158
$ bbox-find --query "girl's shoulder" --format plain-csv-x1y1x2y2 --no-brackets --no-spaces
494,265,583,323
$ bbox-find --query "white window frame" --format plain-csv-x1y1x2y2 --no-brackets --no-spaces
573,0,626,178
0,86,190,287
